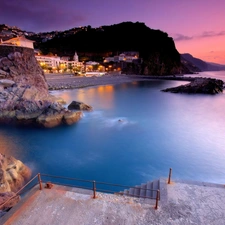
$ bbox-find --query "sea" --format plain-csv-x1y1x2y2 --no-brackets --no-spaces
1,71,225,188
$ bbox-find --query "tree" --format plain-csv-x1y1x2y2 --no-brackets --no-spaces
48,66,53,73
56,65,60,73
40,63,48,70
68,64,73,73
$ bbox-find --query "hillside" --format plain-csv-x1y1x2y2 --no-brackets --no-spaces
34,22,182,75
181,53,225,72
1,22,190,75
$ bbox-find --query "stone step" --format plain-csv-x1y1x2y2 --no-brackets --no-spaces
152,179,159,198
146,182,152,198
116,179,160,200
140,183,146,198
134,185,140,198
129,187,135,197
123,189,129,196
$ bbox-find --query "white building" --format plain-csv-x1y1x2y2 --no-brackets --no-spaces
86,61,99,66
35,55,61,68
1,36,35,49
104,52,139,63
73,52,79,62
35,52,83,72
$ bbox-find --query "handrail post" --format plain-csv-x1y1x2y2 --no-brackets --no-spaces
93,180,96,199
38,173,42,190
155,190,160,210
168,168,172,184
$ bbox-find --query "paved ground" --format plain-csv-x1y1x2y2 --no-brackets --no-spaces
1,178,225,225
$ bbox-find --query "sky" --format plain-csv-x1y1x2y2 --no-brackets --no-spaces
1,0,225,64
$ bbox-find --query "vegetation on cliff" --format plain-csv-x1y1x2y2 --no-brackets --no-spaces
36,22,181,75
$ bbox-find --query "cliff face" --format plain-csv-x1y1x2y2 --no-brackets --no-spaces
0,46,82,128
0,46,49,99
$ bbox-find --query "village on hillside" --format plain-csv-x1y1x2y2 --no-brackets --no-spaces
0,35,140,76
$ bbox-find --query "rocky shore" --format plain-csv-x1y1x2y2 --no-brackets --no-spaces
46,73,224,95
45,73,197,90
46,73,150,90
0,153,31,216
0,45,224,128
162,77,224,94
0,46,85,128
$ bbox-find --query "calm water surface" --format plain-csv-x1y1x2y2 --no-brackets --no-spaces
1,71,225,187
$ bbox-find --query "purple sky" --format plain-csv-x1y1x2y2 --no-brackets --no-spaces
1,0,225,64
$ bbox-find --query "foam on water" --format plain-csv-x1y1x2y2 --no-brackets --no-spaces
101,117,136,129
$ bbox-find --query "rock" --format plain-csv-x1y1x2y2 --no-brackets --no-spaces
0,79,15,88
0,110,16,122
48,95,67,105
162,78,224,94
0,69,9,76
36,112,64,128
16,110,43,121
0,153,31,193
0,46,87,128
0,192,20,211
1,57,13,67
0,153,31,214
68,101,93,111
63,111,83,125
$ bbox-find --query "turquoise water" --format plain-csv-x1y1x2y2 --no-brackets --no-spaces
1,72,225,187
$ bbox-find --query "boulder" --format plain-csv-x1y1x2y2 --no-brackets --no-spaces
0,154,31,193
0,79,15,88
162,78,224,94
47,95,67,105
36,112,64,128
63,111,83,125
68,101,93,111
0,153,31,213
0,46,89,128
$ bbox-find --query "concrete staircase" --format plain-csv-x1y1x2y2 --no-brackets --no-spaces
118,179,160,199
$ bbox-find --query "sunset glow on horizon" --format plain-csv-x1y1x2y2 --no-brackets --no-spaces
1,0,225,64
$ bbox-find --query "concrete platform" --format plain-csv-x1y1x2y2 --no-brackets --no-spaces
1,178,225,225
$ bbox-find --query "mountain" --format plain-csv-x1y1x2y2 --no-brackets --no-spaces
33,22,181,75
0,22,186,75
181,53,225,72
206,62,225,71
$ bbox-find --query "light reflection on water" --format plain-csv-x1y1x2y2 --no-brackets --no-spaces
1,74,225,187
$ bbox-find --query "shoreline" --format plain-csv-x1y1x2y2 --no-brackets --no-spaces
46,73,196,90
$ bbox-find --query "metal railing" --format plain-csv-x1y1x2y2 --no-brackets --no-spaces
0,174,39,209
168,168,172,184
0,172,161,210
